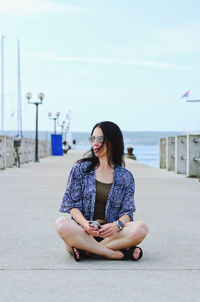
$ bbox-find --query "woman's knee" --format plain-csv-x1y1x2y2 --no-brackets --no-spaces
130,220,149,240
55,216,66,229
55,217,72,236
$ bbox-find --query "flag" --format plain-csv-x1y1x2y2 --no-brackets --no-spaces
181,90,190,98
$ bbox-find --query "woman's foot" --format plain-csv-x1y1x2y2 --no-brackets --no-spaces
71,247,87,261
120,246,143,261
132,247,142,260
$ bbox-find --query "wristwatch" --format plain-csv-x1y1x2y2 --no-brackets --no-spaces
116,219,124,232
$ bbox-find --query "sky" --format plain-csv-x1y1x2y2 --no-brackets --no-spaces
1,0,200,133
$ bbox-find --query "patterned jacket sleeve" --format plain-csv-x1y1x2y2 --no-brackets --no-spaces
59,163,83,213
118,171,136,221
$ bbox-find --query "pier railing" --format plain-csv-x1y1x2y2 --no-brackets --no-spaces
159,133,200,178
0,136,51,170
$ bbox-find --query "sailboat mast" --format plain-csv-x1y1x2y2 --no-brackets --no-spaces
1,35,5,133
17,38,22,137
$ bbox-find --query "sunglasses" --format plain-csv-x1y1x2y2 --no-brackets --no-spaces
89,136,104,144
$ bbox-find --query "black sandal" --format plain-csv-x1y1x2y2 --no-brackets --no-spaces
120,249,130,260
71,247,87,262
128,246,143,261
120,246,143,261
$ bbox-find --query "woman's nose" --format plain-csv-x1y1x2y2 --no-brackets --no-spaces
93,139,100,146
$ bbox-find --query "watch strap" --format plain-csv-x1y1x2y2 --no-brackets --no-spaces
116,219,124,231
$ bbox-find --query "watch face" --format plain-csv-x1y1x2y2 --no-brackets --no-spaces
118,220,123,228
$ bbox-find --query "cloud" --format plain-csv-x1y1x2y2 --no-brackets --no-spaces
117,22,200,60
20,51,195,71
0,0,95,15
147,22,200,56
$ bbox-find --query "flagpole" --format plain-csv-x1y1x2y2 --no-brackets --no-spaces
181,90,190,133
185,96,200,131
1,35,5,133
186,100,200,103
17,38,23,137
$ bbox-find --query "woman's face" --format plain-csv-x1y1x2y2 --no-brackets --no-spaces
92,127,108,158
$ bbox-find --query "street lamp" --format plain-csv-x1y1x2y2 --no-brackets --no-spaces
26,92,45,162
58,120,66,139
48,111,60,134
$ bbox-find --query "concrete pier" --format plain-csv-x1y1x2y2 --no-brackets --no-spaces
159,133,200,178
0,136,51,169
166,136,175,171
175,135,187,174
0,151,200,302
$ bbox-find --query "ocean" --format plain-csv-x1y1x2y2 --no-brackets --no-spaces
76,144,159,168
71,131,183,169
4,130,182,169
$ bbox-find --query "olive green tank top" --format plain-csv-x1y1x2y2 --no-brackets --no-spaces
93,180,113,220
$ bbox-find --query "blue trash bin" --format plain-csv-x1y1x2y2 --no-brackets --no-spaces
51,134,63,156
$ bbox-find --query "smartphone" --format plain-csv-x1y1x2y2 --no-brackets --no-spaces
89,220,101,229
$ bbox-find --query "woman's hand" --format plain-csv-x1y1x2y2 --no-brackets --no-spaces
83,222,100,237
98,222,118,238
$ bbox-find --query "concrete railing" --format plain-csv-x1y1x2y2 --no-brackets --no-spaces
159,133,200,178
0,136,51,170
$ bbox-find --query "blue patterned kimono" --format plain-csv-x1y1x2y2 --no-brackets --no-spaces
59,161,136,223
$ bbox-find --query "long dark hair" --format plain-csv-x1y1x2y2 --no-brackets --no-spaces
77,121,125,172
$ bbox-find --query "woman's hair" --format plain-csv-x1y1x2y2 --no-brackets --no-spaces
77,121,125,172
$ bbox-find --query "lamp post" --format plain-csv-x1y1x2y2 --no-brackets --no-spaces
48,112,60,134
26,92,45,162
58,120,66,140
65,110,71,146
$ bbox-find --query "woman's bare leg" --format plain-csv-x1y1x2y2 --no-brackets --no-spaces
55,217,123,259
101,221,149,259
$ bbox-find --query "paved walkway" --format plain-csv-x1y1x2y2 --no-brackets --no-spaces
0,151,200,302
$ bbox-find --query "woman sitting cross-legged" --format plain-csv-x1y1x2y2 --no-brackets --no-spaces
55,121,149,261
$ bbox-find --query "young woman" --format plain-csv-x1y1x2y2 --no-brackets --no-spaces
55,121,148,261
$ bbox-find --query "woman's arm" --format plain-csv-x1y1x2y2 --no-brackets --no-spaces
60,164,83,213
70,208,89,228
114,214,130,227
70,208,100,237
99,214,130,238
117,171,136,221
